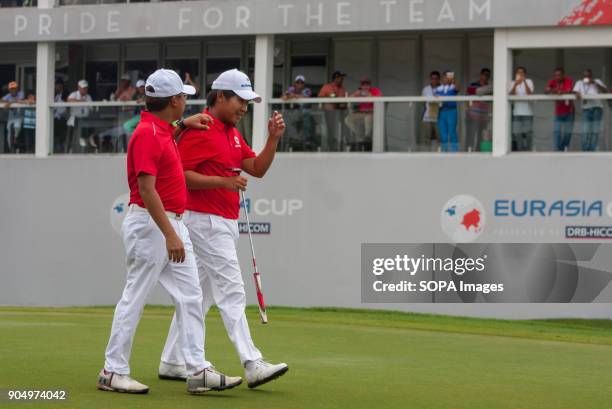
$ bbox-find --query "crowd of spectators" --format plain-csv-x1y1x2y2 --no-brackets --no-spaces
2,66,610,153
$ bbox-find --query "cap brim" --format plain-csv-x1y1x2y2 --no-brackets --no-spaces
235,89,262,103
182,84,196,96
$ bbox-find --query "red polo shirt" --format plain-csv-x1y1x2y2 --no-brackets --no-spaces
178,110,256,220
358,87,382,112
127,111,187,214
547,77,575,116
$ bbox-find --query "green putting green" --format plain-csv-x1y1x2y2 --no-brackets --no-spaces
1,306,611,409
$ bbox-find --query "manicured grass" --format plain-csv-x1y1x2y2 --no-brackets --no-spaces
1,306,611,409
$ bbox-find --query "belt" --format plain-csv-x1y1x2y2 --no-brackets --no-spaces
129,204,183,220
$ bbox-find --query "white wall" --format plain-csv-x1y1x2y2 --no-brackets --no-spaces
1,154,612,319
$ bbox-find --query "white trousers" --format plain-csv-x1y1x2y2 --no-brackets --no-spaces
104,207,210,376
161,211,262,366
345,112,373,142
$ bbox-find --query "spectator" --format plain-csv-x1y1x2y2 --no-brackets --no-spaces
183,72,201,96
2,81,25,153
114,79,147,153
435,71,460,152
134,80,146,102
132,79,146,115
319,70,348,104
283,75,312,100
20,91,36,154
122,113,141,141
183,72,201,116
573,69,608,151
282,75,315,150
67,79,94,153
545,68,575,151
53,79,68,153
422,71,441,151
509,66,535,151
344,77,382,151
113,73,135,102
318,70,348,151
114,73,136,136
466,68,493,151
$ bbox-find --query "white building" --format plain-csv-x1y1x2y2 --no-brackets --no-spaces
1,0,612,318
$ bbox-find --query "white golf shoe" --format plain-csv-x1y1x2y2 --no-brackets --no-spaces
158,361,187,381
97,369,149,394
187,366,243,394
245,359,289,388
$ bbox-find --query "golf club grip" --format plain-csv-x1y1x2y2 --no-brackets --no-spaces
254,272,268,323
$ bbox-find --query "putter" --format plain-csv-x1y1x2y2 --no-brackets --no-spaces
228,168,268,324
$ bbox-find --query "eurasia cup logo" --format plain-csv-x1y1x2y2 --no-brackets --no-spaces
110,193,130,235
441,195,486,243
559,0,612,26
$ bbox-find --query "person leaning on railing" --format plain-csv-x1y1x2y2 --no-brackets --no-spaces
281,75,315,150
344,77,382,152
466,68,493,152
318,70,348,151
2,81,26,153
509,66,534,152
421,71,441,152
573,69,609,152
19,91,36,154
66,79,94,153
434,71,460,153
545,67,575,152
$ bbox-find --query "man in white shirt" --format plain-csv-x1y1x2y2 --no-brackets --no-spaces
573,69,608,151
509,66,535,151
67,79,94,152
421,71,441,151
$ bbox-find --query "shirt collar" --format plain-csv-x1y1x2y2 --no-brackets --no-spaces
204,109,234,133
140,111,174,132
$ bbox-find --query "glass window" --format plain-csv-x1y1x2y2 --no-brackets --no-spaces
205,41,243,93
123,42,159,93
379,37,418,151
0,0,37,6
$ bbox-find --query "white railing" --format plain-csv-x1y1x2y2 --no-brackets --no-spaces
508,94,612,101
270,95,494,104
270,95,493,153
0,103,36,108
48,99,208,108
3,93,612,156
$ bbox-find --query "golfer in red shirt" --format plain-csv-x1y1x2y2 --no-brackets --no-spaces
158,69,289,388
98,69,242,395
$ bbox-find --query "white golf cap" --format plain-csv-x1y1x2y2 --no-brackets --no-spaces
295,75,306,82
120,73,131,80
145,69,196,98
78,79,88,88
211,69,261,103
136,79,145,88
